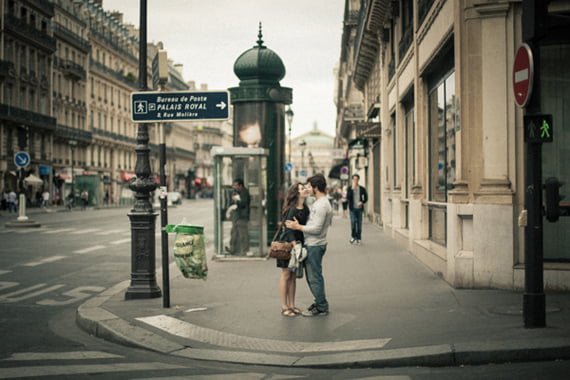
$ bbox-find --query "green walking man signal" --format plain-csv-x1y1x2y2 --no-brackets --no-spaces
524,114,553,143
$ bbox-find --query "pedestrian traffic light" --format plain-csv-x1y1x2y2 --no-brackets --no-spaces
544,177,564,222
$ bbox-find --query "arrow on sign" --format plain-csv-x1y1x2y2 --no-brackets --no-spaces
216,101,226,110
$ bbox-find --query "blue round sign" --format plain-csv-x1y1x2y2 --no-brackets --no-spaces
14,151,31,168
285,162,293,172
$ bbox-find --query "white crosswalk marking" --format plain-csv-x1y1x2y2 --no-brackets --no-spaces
4,351,123,361
110,238,131,245
0,283,64,303
41,228,77,234
73,245,106,254
0,362,186,379
21,256,66,267
69,228,102,235
0,270,11,276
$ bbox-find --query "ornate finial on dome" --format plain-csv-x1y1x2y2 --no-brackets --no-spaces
256,22,265,47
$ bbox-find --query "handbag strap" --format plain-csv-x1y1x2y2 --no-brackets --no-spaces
271,216,287,242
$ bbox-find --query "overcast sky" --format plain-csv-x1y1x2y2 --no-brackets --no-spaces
102,0,344,138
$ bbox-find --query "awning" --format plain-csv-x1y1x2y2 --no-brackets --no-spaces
328,160,349,179
24,174,43,186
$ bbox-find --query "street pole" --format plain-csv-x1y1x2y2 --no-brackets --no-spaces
125,0,161,300
523,40,545,328
159,121,170,308
285,107,294,188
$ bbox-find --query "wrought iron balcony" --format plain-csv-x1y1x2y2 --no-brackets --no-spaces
89,58,137,88
4,14,56,52
55,124,92,143
61,59,87,80
53,23,90,53
0,103,56,130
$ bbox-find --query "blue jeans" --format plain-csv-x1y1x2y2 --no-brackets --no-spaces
305,245,328,312
350,208,363,240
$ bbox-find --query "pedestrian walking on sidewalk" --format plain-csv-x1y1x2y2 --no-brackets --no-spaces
347,174,368,245
41,189,50,208
286,174,333,317
7,189,17,213
277,182,311,317
341,185,348,217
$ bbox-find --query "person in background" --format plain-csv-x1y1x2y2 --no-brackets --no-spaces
226,178,251,256
341,185,348,217
42,189,50,208
346,174,368,245
277,182,311,317
7,189,17,213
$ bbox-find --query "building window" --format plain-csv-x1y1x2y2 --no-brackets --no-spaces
428,70,457,245
392,113,398,188
404,102,415,230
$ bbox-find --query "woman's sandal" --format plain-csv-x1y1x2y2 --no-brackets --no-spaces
290,307,303,315
281,308,296,317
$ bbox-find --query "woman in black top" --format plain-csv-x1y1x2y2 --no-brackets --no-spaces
277,183,310,317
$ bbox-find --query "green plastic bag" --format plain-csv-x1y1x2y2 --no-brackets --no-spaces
165,224,207,280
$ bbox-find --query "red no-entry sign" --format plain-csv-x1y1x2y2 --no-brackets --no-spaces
513,43,534,108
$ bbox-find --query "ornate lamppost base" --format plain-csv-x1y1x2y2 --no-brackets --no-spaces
125,210,162,300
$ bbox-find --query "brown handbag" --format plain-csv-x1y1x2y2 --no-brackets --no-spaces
268,221,294,260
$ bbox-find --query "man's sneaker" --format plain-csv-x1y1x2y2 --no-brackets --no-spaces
349,238,356,244
308,303,317,312
356,239,361,245
302,308,329,317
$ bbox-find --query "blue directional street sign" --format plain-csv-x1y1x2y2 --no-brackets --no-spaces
14,151,30,168
131,90,230,122
285,162,293,173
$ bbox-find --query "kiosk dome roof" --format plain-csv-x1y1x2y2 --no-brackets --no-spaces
233,24,286,82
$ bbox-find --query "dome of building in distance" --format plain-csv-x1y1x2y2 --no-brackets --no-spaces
233,23,286,83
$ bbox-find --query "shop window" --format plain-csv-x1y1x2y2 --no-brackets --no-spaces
428,70,457,245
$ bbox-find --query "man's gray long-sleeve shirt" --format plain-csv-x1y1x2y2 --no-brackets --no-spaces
303,196,333,246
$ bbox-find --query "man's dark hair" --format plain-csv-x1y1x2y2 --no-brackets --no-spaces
352,174,360,180
233,178,244,187
307,174,327,193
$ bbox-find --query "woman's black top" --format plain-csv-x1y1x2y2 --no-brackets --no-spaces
276,204,309,268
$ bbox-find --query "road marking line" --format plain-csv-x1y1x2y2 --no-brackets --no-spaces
0,284,64,303
69,228,102,235
21,256,66,267
0,270,11,276
110,238,131,245
73,245,106,254
0,363,186,379
42,228,77,234
137,315,392,353
3,351,123,361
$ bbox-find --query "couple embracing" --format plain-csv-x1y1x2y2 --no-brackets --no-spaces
276,174,333,317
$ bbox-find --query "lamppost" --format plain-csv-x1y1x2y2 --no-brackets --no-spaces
299,139,306,180
68,139,77,207
285,106,294,187
125,0,161,300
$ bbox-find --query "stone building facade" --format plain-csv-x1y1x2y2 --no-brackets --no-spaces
0,0,231,207
336,0,570,290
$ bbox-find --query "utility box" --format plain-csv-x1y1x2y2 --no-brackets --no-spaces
211,146,268,259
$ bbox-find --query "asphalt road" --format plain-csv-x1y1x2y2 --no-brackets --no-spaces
0,200,568,379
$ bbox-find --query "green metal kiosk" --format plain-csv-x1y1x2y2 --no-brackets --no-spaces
211,146,268,258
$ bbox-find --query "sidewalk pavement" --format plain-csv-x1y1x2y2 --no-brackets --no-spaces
76,213,570,368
